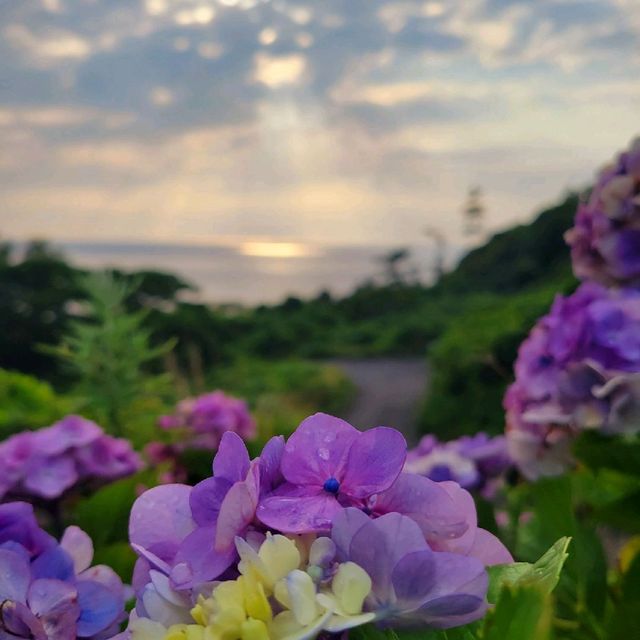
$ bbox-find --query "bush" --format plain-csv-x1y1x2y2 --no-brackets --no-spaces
0,368,71,438
208,359,356,445
419,280,575,439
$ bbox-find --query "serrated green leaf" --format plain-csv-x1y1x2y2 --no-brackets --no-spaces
484,585,553,640
487,537,571,603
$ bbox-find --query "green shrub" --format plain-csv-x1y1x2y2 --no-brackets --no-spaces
0,368,71,438
208,359,356,445
419,279,575,439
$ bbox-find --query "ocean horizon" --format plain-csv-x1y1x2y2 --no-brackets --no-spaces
39,240,464,305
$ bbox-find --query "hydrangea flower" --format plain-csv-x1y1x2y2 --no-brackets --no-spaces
257,414,407,533
124,413,514,639
331,509,488,628
0,502,126,640
404,433,511,491
0,416,142,502
505,282,640,479
565,137,640,286
158,391,256,451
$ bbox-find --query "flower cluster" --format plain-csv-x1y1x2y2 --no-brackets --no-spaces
157,391,256,451
0,415,142,501
504,282,640,479
0,501,126,639
125,413,513,640
565,137,640,286
405,433,511,492
148,391,256,483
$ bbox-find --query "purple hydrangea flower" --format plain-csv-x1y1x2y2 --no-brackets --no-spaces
257,413,406,533
130,432,284,590
566,137,640,286
405,433,511,491
0,503,126,640
505,282,640,478
332,508,489,629
158,390,256,451
0,416,142,502
127,412,516,637
368,473,512,566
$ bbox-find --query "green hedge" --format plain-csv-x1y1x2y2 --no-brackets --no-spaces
419,278,575,439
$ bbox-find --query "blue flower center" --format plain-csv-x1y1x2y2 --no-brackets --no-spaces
323,477,340,494
429,465,454,482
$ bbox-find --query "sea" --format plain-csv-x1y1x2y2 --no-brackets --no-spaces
50,240,463,305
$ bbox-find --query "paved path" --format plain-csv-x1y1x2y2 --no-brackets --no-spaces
327,358,429,443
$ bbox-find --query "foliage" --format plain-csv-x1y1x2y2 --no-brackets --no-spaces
46,272,175,441
0,368,71,438
0,241,84,378
209,359,356,447
419,281,574,438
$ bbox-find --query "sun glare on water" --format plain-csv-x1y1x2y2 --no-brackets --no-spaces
239,241,314,259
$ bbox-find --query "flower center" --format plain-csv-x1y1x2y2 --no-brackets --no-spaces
323,477,340,494
429,465,454,482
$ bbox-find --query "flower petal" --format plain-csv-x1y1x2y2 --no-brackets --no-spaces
173,526,237,588
342,428,406,498
23,455,78,500
257,485,344,534
390,550,436,609
372,473,469,547
348,513,427,605
330,508,369,562
280,414,359,487
215,464,260,551
413,594,487,629
76,580,123,637
0,548,30,603
430,481,477,556
129,484,195,564
189,477,232,527
31,547,75,582
0,600,47,640
259,436,285,495
212,432,249,482
60,526,94,574
467,529,513,566
28,579,79,640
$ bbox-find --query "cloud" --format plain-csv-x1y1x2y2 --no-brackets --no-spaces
0,0,638,250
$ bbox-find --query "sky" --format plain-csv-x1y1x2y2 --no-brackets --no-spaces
0,0,639,253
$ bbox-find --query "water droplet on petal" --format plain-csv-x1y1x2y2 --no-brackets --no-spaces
317,447,330,461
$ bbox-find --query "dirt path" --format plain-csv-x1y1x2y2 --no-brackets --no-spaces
328,358,429,444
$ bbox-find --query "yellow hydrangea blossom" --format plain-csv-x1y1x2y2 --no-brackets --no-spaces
131,533,374,640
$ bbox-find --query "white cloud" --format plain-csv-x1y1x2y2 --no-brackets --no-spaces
253,53,307,88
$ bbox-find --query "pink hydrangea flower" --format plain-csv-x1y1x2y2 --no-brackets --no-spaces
158,390,256,451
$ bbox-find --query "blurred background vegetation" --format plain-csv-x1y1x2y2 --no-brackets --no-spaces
0,191,579,443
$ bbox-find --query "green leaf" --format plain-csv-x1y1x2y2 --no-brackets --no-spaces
350,626,478,640
574,432,640,477
607,551,640,640
484,585,553,640
488,537,571,603
74,472,151,546
569,525,608,621
593,489,640,534
348,625,397,640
